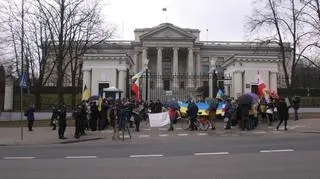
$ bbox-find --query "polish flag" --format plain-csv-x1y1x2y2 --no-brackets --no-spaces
256,71,266,97
131,79,140,100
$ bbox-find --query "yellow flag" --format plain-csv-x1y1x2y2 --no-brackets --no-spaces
98,96,103,112
82,85,90,101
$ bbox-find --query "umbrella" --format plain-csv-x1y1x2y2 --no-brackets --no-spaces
246,92,259,103
88,95,100,101
237,94,253,105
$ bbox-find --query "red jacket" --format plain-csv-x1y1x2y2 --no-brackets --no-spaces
168,108,176,119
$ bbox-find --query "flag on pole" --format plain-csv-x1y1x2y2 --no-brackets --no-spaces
162,8,167,11
216,89,224,99
82,85,90,101
98,94,103,112
256,70,266,97
131,68,146,100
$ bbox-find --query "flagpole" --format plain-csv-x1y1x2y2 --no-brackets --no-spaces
20,0,25,141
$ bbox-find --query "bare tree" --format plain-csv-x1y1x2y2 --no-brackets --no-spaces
35,0,113,104
247,0,310,90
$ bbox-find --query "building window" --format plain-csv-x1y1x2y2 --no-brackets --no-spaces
163,80,170,91
201,65,210,74
179,81,185,89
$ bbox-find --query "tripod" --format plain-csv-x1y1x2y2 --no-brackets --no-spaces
119,113,132,141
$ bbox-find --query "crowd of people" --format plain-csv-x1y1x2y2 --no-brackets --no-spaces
22,94,300,140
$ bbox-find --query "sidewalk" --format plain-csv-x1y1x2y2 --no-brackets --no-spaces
0,127,105,146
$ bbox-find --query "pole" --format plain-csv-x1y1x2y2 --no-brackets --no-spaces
146,69,149,101
20,0,25,140
212,70,217,98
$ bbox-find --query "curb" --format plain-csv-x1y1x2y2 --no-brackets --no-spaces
58,137,104,144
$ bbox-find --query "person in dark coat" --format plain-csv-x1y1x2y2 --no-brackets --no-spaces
57,103,67,139
187,101,199,131
50,105,58,130
90,102,99,131
149,100,156,113
25,104,35,131
155,100,162,113
72,104,82,139
80,102,88,135
276,98,289,131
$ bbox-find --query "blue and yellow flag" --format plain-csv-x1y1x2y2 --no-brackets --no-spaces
216,89,224,99
98,94,103,112
82,85,90,101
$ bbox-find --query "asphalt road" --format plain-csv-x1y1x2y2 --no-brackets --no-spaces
0,133,320,179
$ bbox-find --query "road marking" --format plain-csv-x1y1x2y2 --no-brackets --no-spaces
124,135,130,138
196,133,208,136
254,131,267,134
143,128,151,131
175,127,183,130
260,149,295,153
159,134,169,137
159,128,168,131
194,152,229,156
129,154,163,158
3,157,35,160
177,133,189,136
139,135,150,138
64,156,97,159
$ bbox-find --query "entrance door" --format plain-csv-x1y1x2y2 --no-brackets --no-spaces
98,83,109,96
251,85,258,94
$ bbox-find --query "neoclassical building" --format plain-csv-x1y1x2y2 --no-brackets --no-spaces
82,23,289,101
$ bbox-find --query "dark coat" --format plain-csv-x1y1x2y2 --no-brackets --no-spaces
277,101,289,119
25,107,35,121
187,102,199,119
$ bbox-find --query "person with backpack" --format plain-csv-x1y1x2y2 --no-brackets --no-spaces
207,99,218,130
186,100,199,131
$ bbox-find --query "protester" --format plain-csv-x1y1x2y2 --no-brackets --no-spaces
168,106,176,131
25,104,35,132
187,100,199,131
276,97,289,131
50,105,58,130
57,103,67,139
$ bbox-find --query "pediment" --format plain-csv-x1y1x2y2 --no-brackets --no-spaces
140,24,196,40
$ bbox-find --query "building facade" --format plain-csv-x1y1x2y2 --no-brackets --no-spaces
82,23,289,100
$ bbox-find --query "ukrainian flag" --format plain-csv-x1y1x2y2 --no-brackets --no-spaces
82,85,90,101
216,89,224,99
179,102,209,116
98,94,103,112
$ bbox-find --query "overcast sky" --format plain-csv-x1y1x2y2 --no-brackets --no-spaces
103,0,254,41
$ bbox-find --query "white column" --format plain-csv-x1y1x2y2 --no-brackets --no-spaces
4,79,13,111
133,53,138,73
82,69,91,96
187,47,194,88
196,52,201,87
142,48,148,100
156,47,163,88
270,72,278,91
142,48,147,64
173,47,179,88
234,71,243,98
118,69,126,99
209,72,213,98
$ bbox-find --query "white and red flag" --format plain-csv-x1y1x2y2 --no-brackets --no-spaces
256,70,266,97
131,67,147,100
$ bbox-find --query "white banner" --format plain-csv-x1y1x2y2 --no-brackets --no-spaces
148,112,170,127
